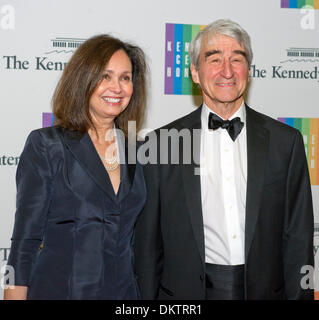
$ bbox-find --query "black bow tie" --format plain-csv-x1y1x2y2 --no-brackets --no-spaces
208,113,244,141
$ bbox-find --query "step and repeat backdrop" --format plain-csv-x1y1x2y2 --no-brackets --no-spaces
0,0,319,299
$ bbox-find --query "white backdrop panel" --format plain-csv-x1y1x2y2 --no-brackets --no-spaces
0,0,318,299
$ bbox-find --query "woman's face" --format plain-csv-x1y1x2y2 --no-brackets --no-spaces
89,49,133,124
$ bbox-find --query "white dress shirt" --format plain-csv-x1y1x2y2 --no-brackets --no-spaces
200,103,247,265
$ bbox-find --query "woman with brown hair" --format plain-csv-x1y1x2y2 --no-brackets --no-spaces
4,34,147,300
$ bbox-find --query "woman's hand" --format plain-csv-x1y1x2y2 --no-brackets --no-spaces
4,286,28,300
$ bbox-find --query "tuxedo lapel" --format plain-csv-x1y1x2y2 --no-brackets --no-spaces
181,106,206,263
244,106,270,261
62,130,117,202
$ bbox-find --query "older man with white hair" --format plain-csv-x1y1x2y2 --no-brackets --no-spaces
135,19,314,300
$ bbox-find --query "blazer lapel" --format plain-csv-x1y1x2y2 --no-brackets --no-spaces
117,140,137,202
125,141,136,186
181,106,206,264
62,130,117,202
244,105,270,261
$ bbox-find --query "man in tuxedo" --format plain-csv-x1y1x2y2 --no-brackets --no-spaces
134,19,314,299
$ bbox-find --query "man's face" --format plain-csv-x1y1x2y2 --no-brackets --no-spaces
191,34,250,111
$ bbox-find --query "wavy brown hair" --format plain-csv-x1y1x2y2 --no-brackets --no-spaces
52,34,147,137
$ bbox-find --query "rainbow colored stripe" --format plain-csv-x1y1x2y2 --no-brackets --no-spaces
281,0,319,9
165,23,206,95
42,112,54,128
278,117,319,185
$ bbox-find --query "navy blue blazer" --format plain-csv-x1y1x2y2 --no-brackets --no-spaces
7,126,146,300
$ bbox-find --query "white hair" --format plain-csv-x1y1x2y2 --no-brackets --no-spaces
189,19,253,69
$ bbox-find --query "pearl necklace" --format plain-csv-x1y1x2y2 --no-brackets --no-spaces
100,152,120,171
94,127,120,171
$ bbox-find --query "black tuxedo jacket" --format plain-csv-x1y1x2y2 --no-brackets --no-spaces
135,105,314,300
